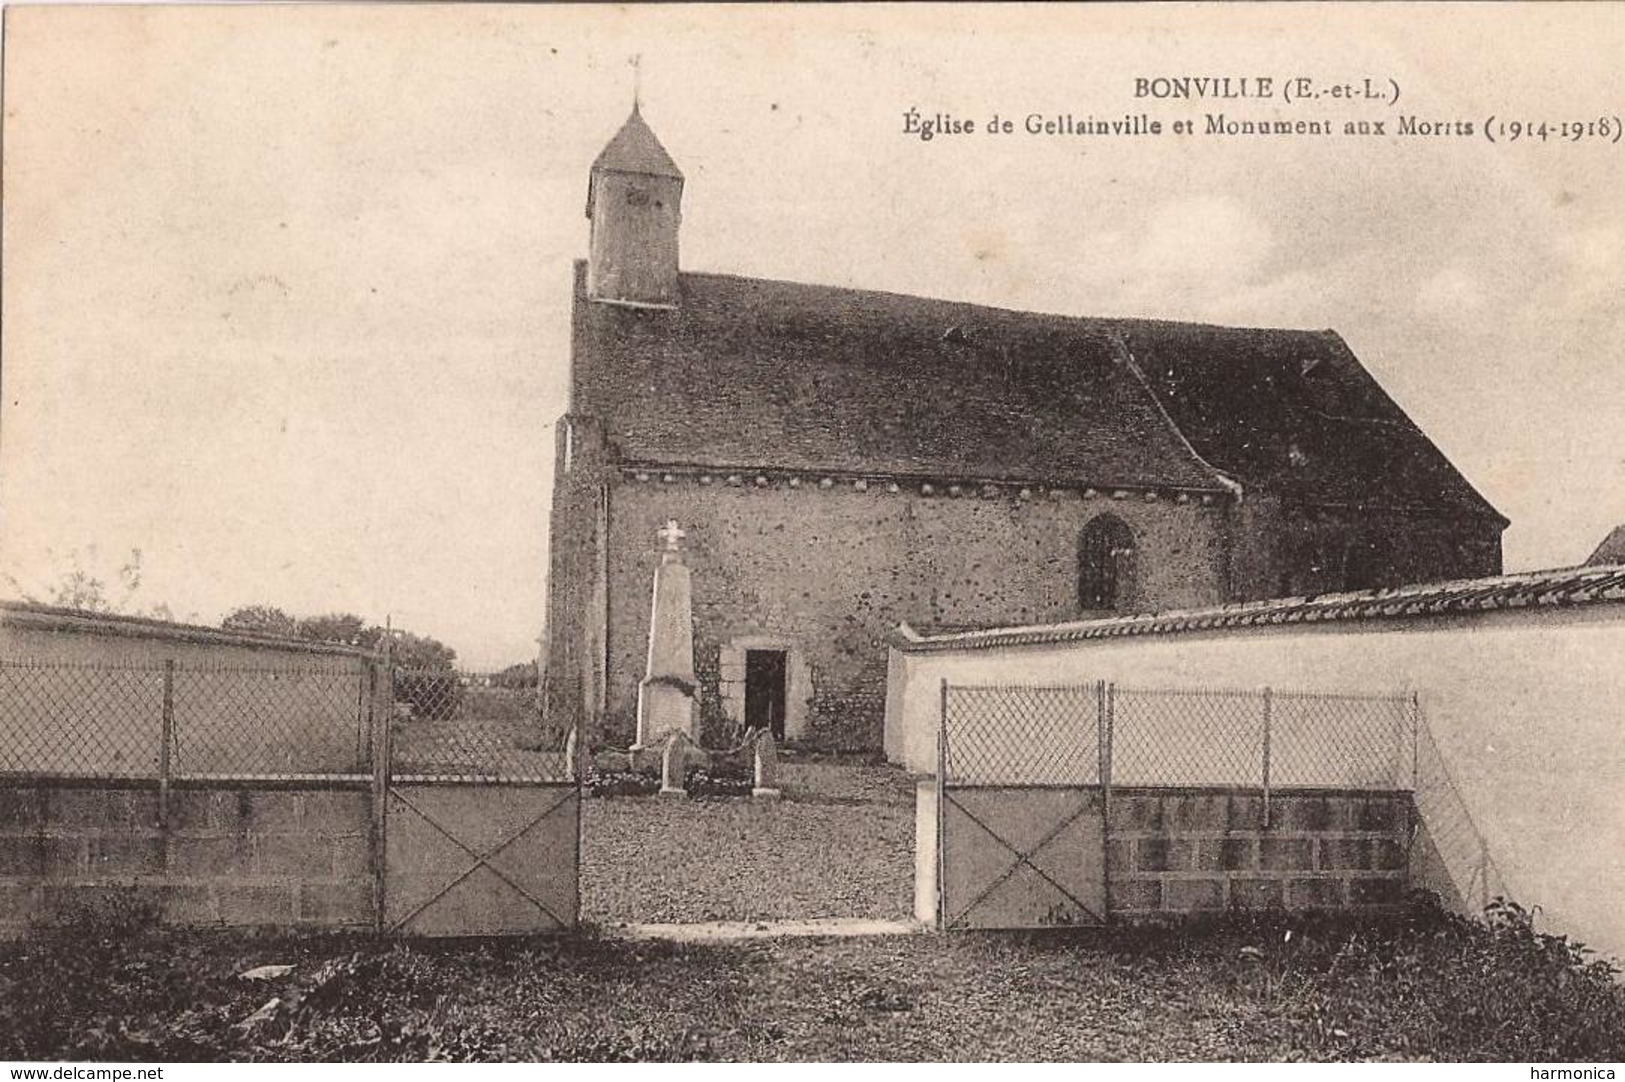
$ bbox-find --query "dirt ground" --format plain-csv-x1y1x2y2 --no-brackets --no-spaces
5,903,1621,1062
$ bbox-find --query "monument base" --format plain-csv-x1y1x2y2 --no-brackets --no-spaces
636,678,697,748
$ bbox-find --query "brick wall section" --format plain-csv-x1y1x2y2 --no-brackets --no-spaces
1106,789,1411,917
0,784,374,934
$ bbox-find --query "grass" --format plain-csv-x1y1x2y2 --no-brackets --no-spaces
581,759,916,923
2,899,1621,1061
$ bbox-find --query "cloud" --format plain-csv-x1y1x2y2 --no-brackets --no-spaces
1134,196,1274,285
1415,265,1487,319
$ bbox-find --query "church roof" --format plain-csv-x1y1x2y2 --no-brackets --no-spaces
591,106,683,181
1121,322,1501,517
570,264,1504,520
1588,525,1625,565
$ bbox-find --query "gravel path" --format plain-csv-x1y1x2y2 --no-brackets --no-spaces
581,761,916,924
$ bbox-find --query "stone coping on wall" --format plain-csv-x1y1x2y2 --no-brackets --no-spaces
0,774,373,791
1,600,375,659
892,562,1625,653
916,780,1416,797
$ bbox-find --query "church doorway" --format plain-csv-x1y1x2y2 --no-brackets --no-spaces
744,649,788,739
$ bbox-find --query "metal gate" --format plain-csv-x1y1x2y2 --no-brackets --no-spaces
933,679,1425,931
936,683,1107,929
377,663,579,936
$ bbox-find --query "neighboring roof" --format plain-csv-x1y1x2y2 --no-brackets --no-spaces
0,600,373,658
1588,525,1625,566
571,264,1503,519
893,564,1625,653
590,106,683,181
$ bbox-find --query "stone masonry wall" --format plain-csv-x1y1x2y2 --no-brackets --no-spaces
604,478,1231,750
1227,495,1503,601
541,415,610,738
1107,788,1412,917
0,783,374,935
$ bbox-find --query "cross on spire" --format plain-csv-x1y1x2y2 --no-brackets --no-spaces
631,53,642,110
657,519,686,552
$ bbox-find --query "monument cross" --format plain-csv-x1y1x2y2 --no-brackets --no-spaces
657,519,686,552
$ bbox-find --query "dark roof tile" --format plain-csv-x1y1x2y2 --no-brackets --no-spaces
571,264,1502,521
591,106,683,180
895,563,1625,653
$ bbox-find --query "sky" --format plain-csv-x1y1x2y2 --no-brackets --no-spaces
2,3,1621,668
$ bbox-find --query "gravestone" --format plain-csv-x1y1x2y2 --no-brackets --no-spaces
634,520,700,750
752,732,781,801
660,729,694,798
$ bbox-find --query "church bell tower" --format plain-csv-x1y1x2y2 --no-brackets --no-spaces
586,104,684,308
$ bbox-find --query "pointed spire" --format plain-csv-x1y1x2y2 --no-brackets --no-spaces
591,105,683,182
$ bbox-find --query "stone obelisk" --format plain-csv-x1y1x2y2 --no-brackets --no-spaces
633,520,700,749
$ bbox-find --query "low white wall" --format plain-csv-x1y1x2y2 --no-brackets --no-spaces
886,603,1625,962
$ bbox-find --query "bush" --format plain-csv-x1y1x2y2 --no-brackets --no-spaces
683,763,752,799
1264,894,1625,1060
394,671,462,721
585,766,661,798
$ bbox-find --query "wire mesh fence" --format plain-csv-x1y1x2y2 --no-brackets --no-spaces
172,665,372,777
1112,685,1266,787
1270,690,1413,790
942,680,1418,791
1,658,575,783
941,685,1100,785
387,667,571,782
0,661,165,779
1413,717,1511,911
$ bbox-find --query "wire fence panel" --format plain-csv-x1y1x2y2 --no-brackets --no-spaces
1270,691,1413,790
942,685,1099,786
0,658,574,783
1413,718,1510,911
1112,686,1266,788
388,668,570,782
942,681,1418,792
0,661,165,778
0,659,371,779
171,666,371,777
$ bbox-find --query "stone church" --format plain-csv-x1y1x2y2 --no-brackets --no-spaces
543,106,1507,752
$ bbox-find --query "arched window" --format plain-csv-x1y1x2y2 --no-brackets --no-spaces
1078,514,1136,611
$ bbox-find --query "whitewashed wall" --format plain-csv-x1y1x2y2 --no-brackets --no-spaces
886,602,1625,962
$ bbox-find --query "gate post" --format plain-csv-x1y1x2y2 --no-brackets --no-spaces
158,660,175,831
1098,680,1113,921
936,679,948,932
1260,686,1274,829
370,652,394,932
1409,690,1421,792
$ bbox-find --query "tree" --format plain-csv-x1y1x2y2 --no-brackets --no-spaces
388,629,457,671
220,605,298,638
6,546,173,619
494,661,539,690
289,615,455,668
294,613,374,648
